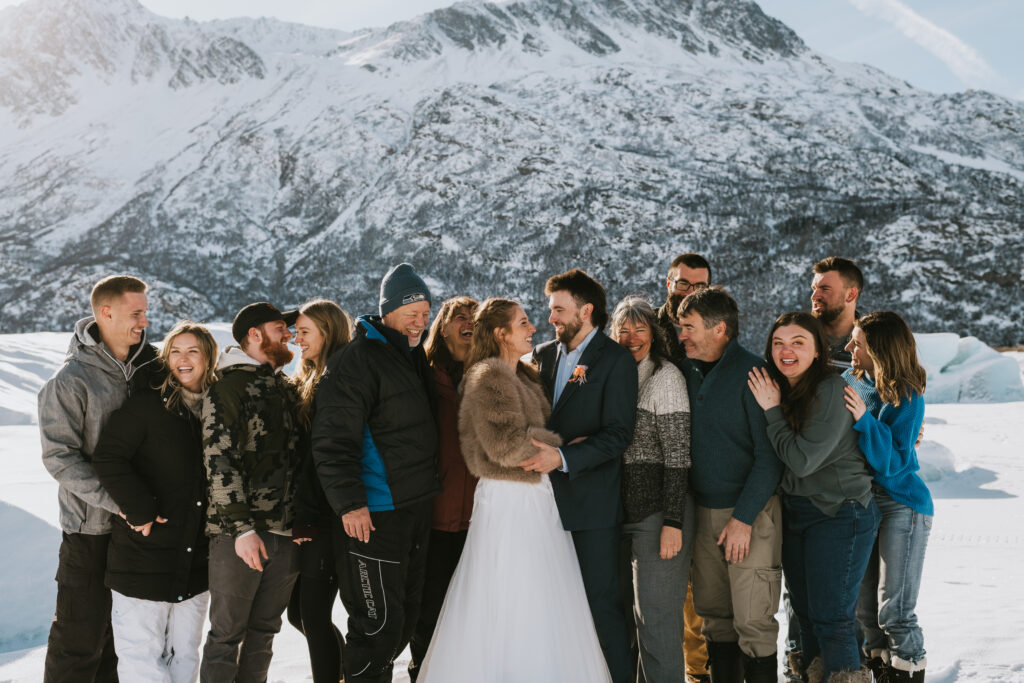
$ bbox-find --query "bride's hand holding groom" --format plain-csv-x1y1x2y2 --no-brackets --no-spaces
520,435,588,474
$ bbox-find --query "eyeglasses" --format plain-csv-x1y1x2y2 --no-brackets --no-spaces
670,278,709,293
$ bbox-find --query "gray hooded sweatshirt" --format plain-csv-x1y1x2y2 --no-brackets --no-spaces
38,317,158,534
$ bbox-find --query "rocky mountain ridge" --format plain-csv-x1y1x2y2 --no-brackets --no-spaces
0,0,1021,345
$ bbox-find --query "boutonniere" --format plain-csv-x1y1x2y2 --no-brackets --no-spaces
569,365,589,385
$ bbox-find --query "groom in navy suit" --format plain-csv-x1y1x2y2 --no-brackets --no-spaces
521,268,638,683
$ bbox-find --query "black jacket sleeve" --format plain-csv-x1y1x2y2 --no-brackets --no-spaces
92,400,157,526
311,347,379,517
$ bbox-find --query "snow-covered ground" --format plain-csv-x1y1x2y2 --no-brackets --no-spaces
1,331,1023,681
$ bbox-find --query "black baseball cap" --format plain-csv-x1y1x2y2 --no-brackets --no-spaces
231,302,299,343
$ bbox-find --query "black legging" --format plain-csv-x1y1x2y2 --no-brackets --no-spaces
287,536,343,683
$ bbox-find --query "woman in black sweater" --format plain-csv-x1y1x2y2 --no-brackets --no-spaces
286,299,352,683
93,321,218,683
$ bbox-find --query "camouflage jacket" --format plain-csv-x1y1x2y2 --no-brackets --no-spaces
201,346,301,537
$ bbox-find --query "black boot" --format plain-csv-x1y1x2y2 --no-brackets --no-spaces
706,641,744,683
865,656,890,683
742,652,778,683
889,667,925,683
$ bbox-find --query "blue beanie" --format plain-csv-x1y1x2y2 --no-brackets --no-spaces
379,263,432,317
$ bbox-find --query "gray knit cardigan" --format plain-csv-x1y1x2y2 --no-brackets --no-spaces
621,355,691,527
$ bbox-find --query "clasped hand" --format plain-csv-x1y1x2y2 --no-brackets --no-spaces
118,511,167,537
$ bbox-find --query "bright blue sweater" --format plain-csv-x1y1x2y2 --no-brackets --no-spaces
842,370,933,516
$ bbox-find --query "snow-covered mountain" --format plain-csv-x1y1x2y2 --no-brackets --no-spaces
1,0,1022,345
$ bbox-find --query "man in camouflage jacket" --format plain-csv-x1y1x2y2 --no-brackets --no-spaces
199,303,302,683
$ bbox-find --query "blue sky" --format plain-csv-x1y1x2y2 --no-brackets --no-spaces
1,0,1020,100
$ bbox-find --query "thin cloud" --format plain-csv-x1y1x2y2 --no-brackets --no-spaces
847,0,1000,89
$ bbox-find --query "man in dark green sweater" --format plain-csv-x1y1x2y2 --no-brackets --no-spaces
678,287,784,683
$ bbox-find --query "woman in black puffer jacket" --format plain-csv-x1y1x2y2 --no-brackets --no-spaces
93,321,218,683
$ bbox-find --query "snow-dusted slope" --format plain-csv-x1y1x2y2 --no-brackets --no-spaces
1,0,1022,346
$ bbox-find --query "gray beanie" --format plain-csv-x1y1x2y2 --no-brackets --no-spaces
379,263,432,317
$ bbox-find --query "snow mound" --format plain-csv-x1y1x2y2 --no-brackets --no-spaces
915,333,1024,403
916,439,957,483
0,333,71,427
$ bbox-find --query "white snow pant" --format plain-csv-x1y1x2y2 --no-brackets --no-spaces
111,590,210,683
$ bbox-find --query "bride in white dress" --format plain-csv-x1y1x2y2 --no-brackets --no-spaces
419,298,612,683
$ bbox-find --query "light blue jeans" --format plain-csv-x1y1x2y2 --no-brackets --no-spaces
857,488,931,664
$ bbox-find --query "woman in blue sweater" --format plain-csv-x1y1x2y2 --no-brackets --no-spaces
842,311,930,683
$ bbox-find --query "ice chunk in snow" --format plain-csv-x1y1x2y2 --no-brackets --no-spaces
915,333,1024,403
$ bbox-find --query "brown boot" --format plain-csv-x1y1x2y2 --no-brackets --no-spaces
806,656,824,683
827,668,872,683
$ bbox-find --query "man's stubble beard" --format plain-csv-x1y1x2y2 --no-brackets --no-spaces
812,304,843,326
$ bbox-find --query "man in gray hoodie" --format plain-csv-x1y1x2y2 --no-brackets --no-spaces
38,275,158,683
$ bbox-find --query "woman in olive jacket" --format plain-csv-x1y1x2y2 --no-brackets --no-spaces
93,321,218,683
748,312,879,683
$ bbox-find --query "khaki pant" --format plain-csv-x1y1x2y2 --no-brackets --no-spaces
683,582,709,677
690,496,783,658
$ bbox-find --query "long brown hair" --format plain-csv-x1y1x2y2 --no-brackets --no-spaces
464,298,540,382
764,312,836,434
853,311,926,406
294,299,351,425
158,321,218,414
424,296,479,373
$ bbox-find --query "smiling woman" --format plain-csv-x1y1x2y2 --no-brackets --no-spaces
748,311,878,680
91,320,219,683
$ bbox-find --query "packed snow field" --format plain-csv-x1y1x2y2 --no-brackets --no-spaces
1,330,1022,681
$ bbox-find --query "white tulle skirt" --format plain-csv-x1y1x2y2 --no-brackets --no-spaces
419,475,612,683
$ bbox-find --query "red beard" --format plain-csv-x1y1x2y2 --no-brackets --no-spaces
261,335,294,367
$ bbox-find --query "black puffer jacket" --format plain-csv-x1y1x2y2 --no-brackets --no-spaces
93,381,208,603
312,316,441,517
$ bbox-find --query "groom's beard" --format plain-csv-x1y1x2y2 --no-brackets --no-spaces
555,314,583,346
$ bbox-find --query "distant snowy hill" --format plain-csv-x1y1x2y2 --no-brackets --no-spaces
1,0,1022,345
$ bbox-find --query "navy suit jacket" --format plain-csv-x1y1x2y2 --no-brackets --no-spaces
533,331,638,531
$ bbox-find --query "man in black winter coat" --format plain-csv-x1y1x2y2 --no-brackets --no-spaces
312,263,441,683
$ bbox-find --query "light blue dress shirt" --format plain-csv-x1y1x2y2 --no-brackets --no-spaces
551,327,600,473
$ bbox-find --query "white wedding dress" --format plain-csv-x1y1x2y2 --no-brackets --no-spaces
419,474,612,683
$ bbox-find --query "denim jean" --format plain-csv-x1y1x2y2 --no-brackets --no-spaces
782,495,879,679
857,488,931,665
